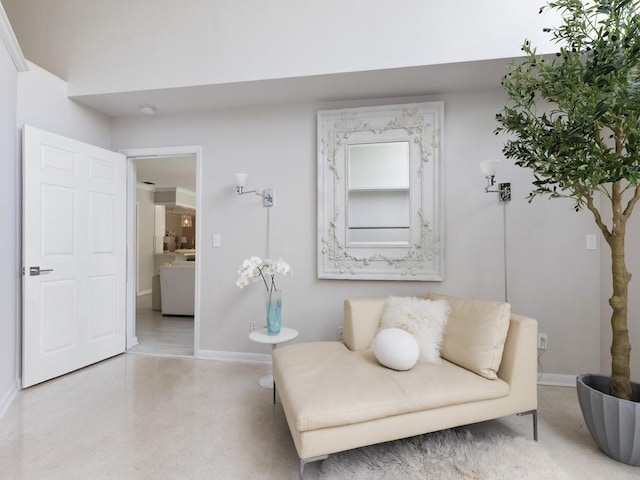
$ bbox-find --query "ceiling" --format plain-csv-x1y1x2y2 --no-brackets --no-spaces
133,155,196,192
3,2,529,197
72,59,513,118
3,0,553,119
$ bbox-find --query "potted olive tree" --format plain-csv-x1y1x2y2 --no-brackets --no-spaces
496,0,640,465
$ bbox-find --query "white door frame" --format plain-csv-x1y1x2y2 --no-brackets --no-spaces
119,145,202,357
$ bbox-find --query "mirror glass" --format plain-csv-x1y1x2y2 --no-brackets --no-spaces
347,142,410,245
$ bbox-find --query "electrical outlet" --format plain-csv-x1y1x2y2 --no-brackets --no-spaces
537,333,548,350
337,327,344,341
249,321,257,333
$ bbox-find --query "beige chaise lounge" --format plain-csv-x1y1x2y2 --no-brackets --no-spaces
272,293,538,478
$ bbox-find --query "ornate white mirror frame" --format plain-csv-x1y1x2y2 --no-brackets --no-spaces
317,101,444,281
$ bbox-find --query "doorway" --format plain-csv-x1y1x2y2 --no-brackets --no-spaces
119,146,202,358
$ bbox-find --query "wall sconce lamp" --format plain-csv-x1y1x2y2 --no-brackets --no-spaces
234,173,274,207
481,159,511,202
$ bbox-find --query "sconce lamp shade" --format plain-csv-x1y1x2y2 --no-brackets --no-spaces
181,214,192,227
235,173,248,189
480,159,501,176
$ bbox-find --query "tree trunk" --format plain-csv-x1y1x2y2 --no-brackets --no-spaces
607,189,632,401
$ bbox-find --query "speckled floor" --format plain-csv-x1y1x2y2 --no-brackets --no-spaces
0,355,637,479
0,355,297,480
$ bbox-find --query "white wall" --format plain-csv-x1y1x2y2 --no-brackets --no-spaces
111,89,602,377
16,61,111,148
136,186,155,294
4,0,559,97
5,54,629,394
0,29,20,416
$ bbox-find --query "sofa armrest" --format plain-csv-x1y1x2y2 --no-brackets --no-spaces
497,313,538,410
343,298,385,351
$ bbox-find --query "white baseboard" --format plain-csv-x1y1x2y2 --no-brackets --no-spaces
137,290,152,297
538,373,576,387
0,379,19,419
197,349,271,364
137,346,581,386
195,354,582,385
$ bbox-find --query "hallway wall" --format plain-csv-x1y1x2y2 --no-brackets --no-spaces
0,24,20,416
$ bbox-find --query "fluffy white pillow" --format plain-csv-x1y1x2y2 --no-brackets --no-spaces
371,328,420,371
379,296,450,364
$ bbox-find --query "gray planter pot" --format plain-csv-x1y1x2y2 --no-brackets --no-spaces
576,374,640,466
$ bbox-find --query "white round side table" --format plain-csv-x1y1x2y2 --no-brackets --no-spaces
249,327,299,402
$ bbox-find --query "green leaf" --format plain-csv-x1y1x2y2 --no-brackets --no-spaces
496,0,640,204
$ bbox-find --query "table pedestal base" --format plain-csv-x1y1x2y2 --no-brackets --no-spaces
248,327,299,404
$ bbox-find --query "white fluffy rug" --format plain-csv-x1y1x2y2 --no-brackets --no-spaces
319,429,573,480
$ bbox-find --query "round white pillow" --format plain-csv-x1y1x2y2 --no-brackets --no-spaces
372,328,420,371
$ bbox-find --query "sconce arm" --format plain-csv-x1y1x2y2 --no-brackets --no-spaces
236,186,274,207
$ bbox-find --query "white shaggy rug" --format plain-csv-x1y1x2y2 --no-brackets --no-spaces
319,429,573,480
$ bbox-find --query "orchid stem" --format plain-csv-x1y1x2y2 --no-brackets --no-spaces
258,266,270,291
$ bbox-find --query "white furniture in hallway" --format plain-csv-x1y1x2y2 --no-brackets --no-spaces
154,249,196,275
159,263,195,316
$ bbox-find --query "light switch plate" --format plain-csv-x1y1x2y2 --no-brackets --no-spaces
586,234,597,250
212,234,221,248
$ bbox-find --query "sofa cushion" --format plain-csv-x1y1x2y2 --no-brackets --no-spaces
379,296,450,363
273,341,510,432
428,293,511,380
372,328,420,371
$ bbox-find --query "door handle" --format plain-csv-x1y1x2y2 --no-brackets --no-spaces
29,266,54,276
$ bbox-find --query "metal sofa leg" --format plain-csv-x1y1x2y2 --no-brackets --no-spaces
299,455,328,480
517,409,538,441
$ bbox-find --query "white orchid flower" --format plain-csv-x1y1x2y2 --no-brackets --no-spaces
273,257,292,275
235,256,292,292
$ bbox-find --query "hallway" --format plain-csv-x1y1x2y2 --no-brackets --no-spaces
128,294,194,357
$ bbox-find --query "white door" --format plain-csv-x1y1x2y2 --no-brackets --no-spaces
22,125,127,388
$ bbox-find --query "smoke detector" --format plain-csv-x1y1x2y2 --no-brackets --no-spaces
138,104,157,116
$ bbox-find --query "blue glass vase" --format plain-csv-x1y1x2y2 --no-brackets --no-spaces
266,289,282,335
